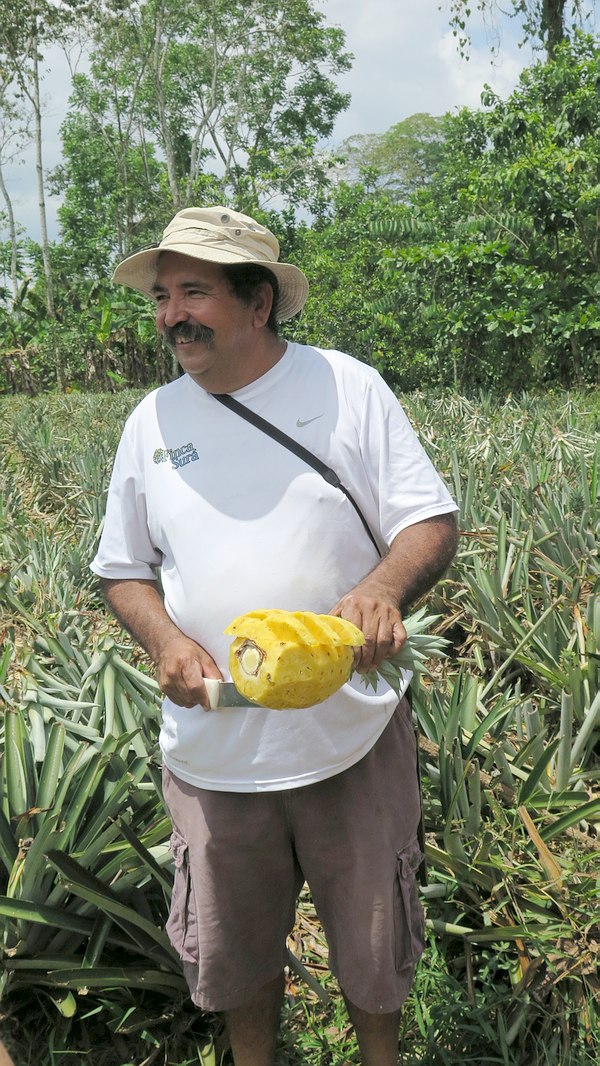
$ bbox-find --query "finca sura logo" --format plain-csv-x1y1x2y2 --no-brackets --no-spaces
153,442,199,470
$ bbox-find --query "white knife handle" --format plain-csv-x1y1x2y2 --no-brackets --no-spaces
204,678,221,710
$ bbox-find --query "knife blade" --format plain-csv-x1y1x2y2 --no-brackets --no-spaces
204,678,260,709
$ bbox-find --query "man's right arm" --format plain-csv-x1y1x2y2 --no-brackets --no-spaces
100,578,222,709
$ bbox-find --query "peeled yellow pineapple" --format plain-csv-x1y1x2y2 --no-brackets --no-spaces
225,609,365,709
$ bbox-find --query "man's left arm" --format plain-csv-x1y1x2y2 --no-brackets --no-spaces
331,512,459,673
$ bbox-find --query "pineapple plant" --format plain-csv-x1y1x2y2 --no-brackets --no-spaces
1,391,598,1064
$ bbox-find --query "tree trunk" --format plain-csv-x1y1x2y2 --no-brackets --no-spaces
0,160,19,299
542,0,567,57
151,16,181,210
31,25,55,317
569,334,583,387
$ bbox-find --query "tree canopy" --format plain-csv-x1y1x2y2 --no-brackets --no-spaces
55,0,351,263
335,114,447,202
340,33,600,390
0,6,598,396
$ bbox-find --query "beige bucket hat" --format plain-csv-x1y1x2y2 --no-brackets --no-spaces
112,206,309,321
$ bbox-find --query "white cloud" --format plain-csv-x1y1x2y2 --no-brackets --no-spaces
436,30,527,111
322,0,528,140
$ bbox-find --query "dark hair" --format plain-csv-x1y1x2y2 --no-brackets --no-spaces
221,263,280,335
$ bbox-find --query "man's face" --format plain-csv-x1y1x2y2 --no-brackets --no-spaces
152,252,259,390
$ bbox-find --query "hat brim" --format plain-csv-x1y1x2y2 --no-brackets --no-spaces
112,244,308,322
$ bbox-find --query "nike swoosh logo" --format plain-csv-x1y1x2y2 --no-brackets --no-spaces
296,414,324,428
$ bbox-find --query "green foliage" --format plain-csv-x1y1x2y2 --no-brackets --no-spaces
2,19,600,395
49,109,167,279
57,0,351,241
282,182,408,368
0,269,172,393
360,35,600,390
336,113,448,202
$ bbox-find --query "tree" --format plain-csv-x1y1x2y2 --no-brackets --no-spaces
279,182,408,373
363,33,600,390
0,2,81,316
60,0,352,248
0,81,30,299
446,0,596,58
49,109,172,276
335,114,447,202
477,32,600,384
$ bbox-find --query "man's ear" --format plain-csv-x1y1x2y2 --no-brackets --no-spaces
252,281,274,328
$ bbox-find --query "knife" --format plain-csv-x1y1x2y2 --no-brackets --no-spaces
204,678,261,710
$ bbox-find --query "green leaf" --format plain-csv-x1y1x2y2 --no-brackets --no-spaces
48,990,78,1018
45,850,178,966
0,895,96,936
518,736,562,805
6,966,187,994
540,797,600,841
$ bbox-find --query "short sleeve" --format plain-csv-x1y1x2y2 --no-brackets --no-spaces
359,375,459,546
90,420,162,580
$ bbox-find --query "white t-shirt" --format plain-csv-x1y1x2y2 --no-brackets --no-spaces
91,343,458,791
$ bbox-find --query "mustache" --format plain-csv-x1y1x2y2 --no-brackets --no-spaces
162,322,215,347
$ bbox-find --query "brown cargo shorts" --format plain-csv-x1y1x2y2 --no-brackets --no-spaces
162,696,425,1014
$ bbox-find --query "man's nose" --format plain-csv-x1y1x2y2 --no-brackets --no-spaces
160,295,189,327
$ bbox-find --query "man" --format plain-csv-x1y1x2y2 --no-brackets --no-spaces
91,206,459,1066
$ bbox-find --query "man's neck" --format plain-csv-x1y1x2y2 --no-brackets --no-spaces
189,337,288,394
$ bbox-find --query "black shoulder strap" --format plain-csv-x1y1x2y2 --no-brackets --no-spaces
211,392,382,557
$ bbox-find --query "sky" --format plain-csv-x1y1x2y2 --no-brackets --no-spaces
1,0,540,244
323,0,528,139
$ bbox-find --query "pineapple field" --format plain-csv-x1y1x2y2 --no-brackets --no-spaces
0,389,598,1066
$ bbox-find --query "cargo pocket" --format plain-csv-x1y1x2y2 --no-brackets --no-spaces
166,829,198,965
394,838,425,970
